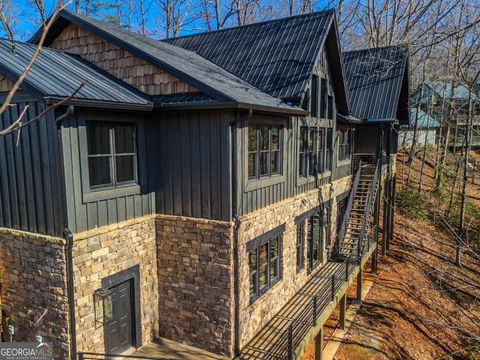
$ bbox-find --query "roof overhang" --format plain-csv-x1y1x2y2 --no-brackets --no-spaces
337,114,361,124
367,118,398,123
45,97,154,111
154,100,308,115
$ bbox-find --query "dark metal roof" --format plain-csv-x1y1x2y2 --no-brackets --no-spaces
165,11,333,99
0,39,151,106
31,10,305,116
152,92,215,105
343,46,409,123
164,10,350,115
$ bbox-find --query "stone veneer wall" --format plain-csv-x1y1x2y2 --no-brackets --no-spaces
0,229,70,359
73,215,159,353
155,215,234,357
237,176,351,347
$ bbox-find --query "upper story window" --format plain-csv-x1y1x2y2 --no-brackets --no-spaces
327,95,334,120
326,128,333,171
320,78,327,119
87,122,137,190
338,129,351,162
310,75,319,117
248,124,282,180
249,234,281,302
299,126,331,178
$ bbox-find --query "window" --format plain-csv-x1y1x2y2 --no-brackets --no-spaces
317,129,325,173
248,124,282,180
299,126,329,177
307,213,324,271
87,122,137,189
311,75,319,117
338,129,351,162
326,128,333,171
296,222,305,271
249,235,281,302
336,199,347,237
320,78,327,118
327,95,334,120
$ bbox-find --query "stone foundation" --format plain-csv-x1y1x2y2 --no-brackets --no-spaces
72,215,159,353
0,229,70,359
156,215,234,357
0,176,356,359
237,176,351,347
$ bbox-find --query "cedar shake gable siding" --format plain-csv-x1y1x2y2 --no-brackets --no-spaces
49,23,198,96
0,76,14,92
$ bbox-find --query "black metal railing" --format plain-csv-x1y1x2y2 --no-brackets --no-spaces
357,159,380,257
337,161,362,252
78,352,169,360
258,160,382,360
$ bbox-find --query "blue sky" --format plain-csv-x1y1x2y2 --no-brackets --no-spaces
2,0,299,41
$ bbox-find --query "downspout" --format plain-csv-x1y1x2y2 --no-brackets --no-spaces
64,228,77,360
56,105,77,359
232,109,252,357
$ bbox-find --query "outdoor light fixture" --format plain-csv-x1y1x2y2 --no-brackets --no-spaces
94,288,113,326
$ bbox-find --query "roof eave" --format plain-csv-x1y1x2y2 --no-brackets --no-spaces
31,11,238,104
45,97,154,111
337,114,361,124
155,100,307,115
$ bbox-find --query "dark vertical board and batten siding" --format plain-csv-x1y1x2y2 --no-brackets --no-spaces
234,48,352,217
151,110,232,222
61,109,232,233
61,112,153,234
0,100,63,236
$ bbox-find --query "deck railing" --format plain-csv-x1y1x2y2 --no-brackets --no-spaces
78,352,168,360
337,161,362,252
259,160,381,360
357,159,380,257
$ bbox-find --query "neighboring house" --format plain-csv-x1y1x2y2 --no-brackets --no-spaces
0,10,407,360
412,81,480,147
399,108,440,147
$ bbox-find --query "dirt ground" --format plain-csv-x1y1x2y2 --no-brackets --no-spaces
301,149,480,360
301,212,480,360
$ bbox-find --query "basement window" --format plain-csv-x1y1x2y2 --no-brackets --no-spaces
87,122,138,190
248,234,281,303
307,213,324,272
296,221,305,272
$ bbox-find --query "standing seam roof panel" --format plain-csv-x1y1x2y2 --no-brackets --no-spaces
0,39,150,104
166,10,334,100
343,46,408,121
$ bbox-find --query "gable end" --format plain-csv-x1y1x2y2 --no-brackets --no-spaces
48,23,199,96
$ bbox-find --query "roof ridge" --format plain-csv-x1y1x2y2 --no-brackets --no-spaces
162,9,335,41
58,10,274,94
343,44,408,55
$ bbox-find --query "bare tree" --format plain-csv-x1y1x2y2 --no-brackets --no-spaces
0,1,72,119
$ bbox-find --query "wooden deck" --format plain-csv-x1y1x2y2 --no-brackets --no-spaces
239,241,376,360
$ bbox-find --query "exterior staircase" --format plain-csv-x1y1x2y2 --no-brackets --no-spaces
337,161,380,258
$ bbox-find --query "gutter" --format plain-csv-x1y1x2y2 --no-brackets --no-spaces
45,97,154,112
154,101,308,117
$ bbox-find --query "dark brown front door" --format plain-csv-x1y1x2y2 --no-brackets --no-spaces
105,280,134,354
